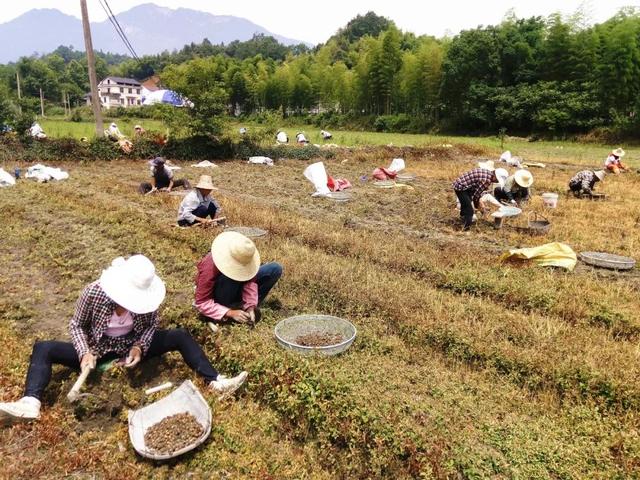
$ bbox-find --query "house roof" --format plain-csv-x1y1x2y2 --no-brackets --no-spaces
99,76,142,87
141,75,161,92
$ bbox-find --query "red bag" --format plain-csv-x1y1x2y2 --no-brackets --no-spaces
372,167,397,180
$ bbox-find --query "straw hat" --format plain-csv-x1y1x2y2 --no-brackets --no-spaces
134,125,143,130
99,255,166,314
612,148,625,157
494,168,509,188
211,232,260,282
514,169,534,188
478,160,495,171
195,175,217,190
594,170,606,181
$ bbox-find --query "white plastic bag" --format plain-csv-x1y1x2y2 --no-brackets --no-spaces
388,158,405,173
248,156,274,167
0,168,16,187
303,162,330,196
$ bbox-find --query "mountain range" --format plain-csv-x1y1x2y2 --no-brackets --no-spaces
0,3,310,63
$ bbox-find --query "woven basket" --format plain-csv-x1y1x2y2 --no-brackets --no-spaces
224,226,268,238
326,191,352,202
274,315,357,356
396,172,417,183
579,252,635,270
527,212,551,236
373,180,395,188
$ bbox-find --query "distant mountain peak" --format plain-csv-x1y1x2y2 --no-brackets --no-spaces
0,4,311,63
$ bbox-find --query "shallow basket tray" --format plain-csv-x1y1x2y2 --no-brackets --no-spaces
274,315,357,356
325,191,353,202
396,172,417,183
579,252,636,270
526,212,551,236
128,380,212,460
224,226,268,238
373,180,396,188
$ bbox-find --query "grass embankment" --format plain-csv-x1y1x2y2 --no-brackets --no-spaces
1,145,639,478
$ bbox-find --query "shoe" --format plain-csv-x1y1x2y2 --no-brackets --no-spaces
208,322,219,334
0,396,41,423
209,371,248,400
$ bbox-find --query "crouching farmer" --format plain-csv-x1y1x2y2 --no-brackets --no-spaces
195,232,282,330
494,169,533,206
0,255,248,423
177,175,222,227
139,157,190,194
453,167,508,231
569,170,605,197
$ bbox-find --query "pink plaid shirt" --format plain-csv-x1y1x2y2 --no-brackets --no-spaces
69,282,158,360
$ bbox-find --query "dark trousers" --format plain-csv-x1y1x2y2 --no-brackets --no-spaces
178,203,218,226
455,189,475,230
139,178,187,194
494,187,529,203
212,262,283,310
23,329,219,399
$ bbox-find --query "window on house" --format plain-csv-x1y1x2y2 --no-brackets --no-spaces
121,98,124,104
120,87,124,93
136,89,140,94
128,88,132,94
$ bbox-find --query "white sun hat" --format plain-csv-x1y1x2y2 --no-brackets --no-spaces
494,168,509,188
612,148,625,157
99,255,166,314
514,169,534,188
211,232,260,282
594,170,606,181
478,160,495,171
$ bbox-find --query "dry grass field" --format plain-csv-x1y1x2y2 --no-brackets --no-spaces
1,143,639,479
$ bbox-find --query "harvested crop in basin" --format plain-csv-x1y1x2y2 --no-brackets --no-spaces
295,332,344,347
144,412,204,455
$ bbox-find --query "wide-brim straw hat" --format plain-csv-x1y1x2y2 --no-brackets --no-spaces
594,170,606,181
514,169,534,188
99,255,166,314
613,148,625,157
478,160,495,171
195,175,217,190
211,232,260,282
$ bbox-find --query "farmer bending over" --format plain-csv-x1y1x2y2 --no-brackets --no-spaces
195,232,282,331
453,166,508,231
0,255,248,423
569,170,605,197
177,175,222,227
494,169,533,206
604,148,627,174
139,157,190,194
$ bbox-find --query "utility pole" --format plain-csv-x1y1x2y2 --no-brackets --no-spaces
16,70,22,114
80,0,104,137
39,88,45,117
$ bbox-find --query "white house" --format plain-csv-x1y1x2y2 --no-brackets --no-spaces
95,77,143,109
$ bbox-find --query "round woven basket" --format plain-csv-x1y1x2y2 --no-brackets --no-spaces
373,180,395,188
326,191,353,202
224,226,268,238
274,315,357,356
396,172,417,183
579,252,635,270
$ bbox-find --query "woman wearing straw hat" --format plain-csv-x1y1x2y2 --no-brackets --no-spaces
177,175,222,227
569,169,606,197
604,148,627,174
0,255,248,423
195,232,282,329
494,169,534,206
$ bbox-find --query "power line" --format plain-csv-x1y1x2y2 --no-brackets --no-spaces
98,0,140,61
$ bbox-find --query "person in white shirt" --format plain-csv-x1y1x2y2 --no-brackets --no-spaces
276,131,288,143
106,122,125,141
296,132,309,144
177,175,222,227
139,157,190,194
604,148,627,174
321,130,332,140
29,122,47,139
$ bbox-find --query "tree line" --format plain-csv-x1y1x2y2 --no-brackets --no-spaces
2,9,640,137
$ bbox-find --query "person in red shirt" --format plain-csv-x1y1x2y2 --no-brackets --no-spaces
195,232,283,329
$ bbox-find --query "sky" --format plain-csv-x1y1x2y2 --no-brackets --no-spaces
0,0,637,44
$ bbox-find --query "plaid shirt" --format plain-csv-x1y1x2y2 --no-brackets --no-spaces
569,170,598,194
69,282,158,360
453,168,496,203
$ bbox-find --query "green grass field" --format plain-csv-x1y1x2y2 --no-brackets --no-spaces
38,117,637,169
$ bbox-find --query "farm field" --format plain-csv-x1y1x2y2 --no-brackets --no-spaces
1,142,640,478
